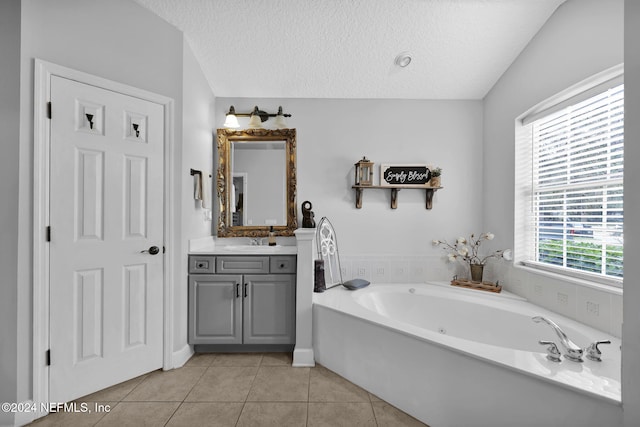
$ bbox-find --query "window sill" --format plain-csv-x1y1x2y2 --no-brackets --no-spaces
516,261,623,297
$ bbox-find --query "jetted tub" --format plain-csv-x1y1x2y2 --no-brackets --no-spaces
313,282,622,427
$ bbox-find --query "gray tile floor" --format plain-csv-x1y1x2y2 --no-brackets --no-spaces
30,353,428,426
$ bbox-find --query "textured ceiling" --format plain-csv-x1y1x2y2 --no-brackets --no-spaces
134,0,565,100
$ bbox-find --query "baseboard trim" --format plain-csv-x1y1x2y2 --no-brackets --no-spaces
12,399,39,427
292,347,315,367
171,344,194,369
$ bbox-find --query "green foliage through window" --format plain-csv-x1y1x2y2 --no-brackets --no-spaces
538,239,623,278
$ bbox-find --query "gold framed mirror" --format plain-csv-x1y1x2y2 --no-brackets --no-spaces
216,128,297,237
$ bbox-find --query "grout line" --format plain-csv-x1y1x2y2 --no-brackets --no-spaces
162,401,182,427
235,353,263,426
306,364,312,427
371,400,379,427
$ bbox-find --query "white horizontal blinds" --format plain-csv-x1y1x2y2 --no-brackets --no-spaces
531,84,624,280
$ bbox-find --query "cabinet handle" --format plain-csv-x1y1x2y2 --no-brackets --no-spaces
236,283,240,298
280,263,285,269
244,283,248,298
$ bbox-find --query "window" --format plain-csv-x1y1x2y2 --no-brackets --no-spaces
515,68,623,286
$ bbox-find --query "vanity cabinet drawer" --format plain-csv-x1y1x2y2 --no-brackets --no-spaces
270,256,297,274
216,256,269,274
189,255,215,274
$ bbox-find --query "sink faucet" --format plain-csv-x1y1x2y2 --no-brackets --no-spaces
532,316,584,362
249,238,262,246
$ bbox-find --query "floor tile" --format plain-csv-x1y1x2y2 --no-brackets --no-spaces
309,365,370,402
210,352,263,366
236,402,307,427
369,393,383,402
261,352,294,366
307,402,376,427
95,402,180,427
123,367,206,402
247,366,310,402
184,352,217,367
185,366,258,402
29,353,427,426
77,374,148,402
28,402,116,427
372,401,430,426
165,402,243,427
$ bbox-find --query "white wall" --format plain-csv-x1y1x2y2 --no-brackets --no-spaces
1,1,217,424
0,2,21,425
18,0,180,406
217,98,484,281
482,0,624,336
484,0,634,422
179,39,216,352
623,1,640,425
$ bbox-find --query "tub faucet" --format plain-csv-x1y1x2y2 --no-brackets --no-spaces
584,340,611,362
532,316,583,362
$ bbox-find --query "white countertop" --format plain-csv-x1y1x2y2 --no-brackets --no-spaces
189,236,297,255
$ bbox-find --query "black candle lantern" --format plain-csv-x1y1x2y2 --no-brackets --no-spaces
355,156,374,186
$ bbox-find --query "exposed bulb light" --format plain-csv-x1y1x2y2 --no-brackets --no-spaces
223,106,240,128
394,52,412,68
272,106,288,129
247,106,263,128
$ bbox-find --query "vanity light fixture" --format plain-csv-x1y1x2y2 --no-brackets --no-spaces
247,106,263,128
223,105,292,129
272,106,288,129
394,52,412,68
223,106,240,128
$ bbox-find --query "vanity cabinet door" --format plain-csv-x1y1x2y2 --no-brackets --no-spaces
189,274,242,344
243,274,296,345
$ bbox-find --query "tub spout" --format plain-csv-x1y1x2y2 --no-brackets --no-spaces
532,316,583,362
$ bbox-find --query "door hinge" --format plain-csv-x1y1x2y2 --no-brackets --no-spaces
46,349,51,366
46,226,51,242
46,102,52,119
163,246,166,253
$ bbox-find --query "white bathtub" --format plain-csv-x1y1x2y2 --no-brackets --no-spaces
313,282,622,427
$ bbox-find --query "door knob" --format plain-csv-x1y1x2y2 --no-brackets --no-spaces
141,246,160,255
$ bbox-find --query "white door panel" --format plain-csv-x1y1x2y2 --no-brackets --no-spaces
49,76,164,403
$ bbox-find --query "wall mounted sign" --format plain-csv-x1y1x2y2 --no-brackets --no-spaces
380,164,431,186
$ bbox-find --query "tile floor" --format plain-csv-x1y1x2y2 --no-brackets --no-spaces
30,352,428,427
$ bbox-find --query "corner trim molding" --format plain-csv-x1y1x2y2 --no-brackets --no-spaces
293,229,316,367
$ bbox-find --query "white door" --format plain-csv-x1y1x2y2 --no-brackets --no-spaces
49,76,164,403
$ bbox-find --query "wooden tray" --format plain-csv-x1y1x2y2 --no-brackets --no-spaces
451,279,502,293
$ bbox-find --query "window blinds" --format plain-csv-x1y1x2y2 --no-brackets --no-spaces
529,84,624,281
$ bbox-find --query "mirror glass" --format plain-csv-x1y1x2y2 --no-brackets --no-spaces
231,141,286,226
216,128,297,237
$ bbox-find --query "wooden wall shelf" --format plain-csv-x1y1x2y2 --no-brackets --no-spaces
352,185,442,210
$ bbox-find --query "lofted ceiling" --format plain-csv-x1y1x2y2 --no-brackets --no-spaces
134,0,565,100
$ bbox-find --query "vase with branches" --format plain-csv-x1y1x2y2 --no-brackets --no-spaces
432,232,511,281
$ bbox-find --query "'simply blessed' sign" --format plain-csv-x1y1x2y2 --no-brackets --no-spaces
381,164,431,186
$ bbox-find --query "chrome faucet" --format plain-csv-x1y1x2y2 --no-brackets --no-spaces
584,340,611,362
248,238,262,246
532,316,584,362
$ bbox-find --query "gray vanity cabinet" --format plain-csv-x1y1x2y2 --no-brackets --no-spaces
188,255,296,346
189,274,243,344
242,274,296,344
